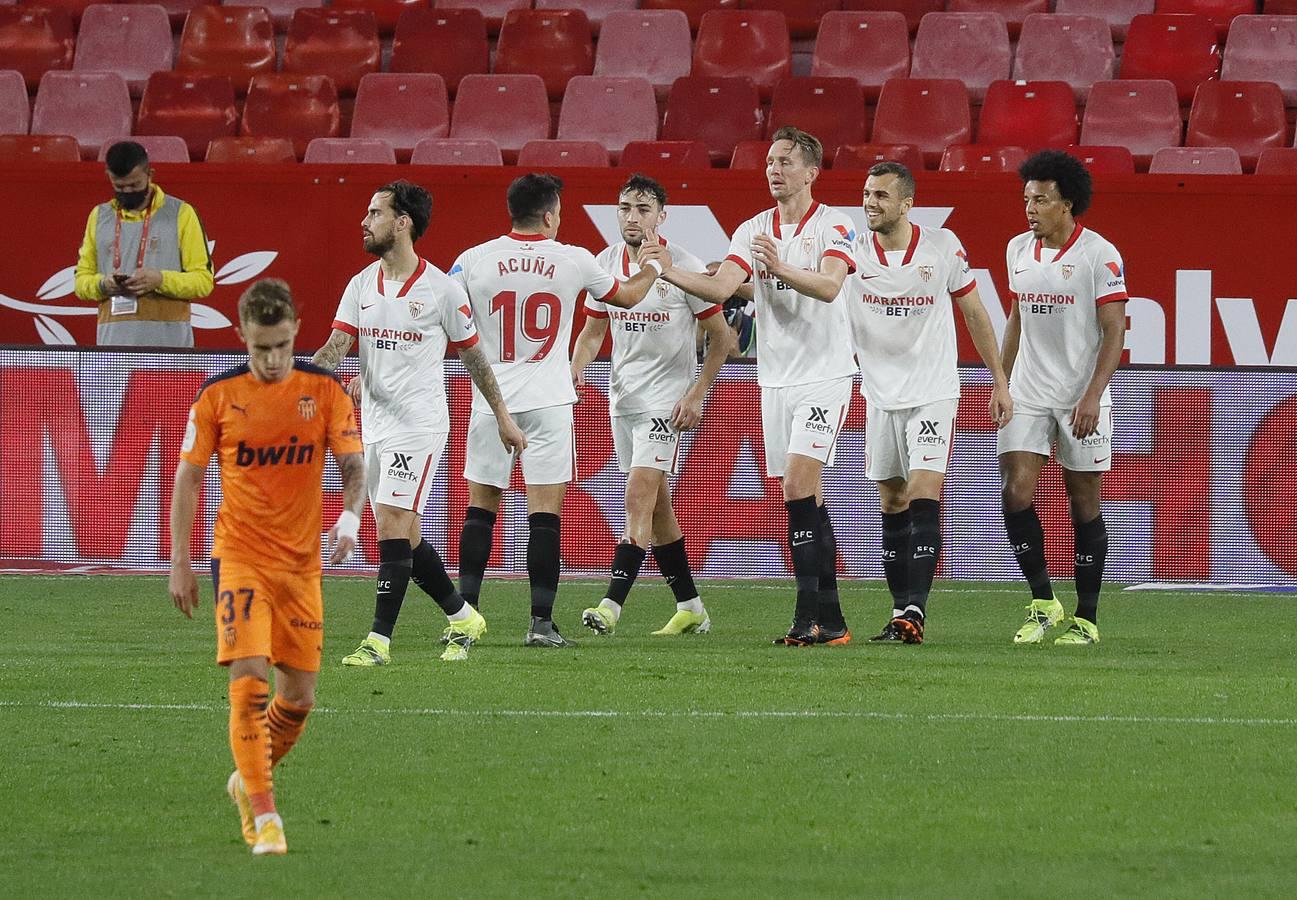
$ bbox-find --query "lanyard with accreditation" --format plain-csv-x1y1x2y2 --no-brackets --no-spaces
109,191,153,317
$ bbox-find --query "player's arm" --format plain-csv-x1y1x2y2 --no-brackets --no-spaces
571,314,609,389
752,233,850,302
168,460,205,618
658,258,749,305
1072,299,1127,439
327,451,365,565
311,329,355,372
954,286,1013,427
458,343,528,453
1001,298,1021,381
600,231,673,309
673,310,735,430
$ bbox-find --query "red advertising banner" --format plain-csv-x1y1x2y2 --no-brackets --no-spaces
2,348,1294,586
2,164,1296,366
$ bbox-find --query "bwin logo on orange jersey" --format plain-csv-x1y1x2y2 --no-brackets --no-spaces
235,437,316,467
298,396,317,420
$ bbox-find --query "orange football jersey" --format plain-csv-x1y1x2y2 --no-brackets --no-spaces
181,361,362,571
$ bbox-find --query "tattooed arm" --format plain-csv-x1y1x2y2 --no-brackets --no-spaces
458,343,528,453
311,329,355,371
326,451,366,565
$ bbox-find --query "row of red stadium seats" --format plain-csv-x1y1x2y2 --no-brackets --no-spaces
6,68,1297,171
5,5,1297,107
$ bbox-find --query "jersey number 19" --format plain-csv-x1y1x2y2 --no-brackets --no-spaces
490,290,561,362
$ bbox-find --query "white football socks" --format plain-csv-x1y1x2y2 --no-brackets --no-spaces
678,597,704,615
367,631,391,648
598,598,622,620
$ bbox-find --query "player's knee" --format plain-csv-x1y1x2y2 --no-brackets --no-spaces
1001,480,1033,513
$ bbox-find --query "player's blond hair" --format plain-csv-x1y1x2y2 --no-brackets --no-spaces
238,278,297,326
771,126,823,169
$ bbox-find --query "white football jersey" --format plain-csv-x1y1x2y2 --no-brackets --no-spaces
586,241,720,416
725,202,858,388
451,232,620,414
332,258,478,444
844,224,976,410
1005,225,1128,408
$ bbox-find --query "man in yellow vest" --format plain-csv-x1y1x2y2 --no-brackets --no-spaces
74,140,214,347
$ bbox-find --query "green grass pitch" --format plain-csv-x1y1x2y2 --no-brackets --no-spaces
3,574,1295,898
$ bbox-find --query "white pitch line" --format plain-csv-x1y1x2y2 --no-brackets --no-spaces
1,699,1294,728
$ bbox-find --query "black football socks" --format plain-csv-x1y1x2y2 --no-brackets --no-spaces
907,499,941,618
786,496,821,625
1073,513,1108,624
373,538,412,638
527,512,562,621
411,539,469,617
881,508,912,617
457,506,496,609
605,540,647,606
1004,504,1054,601
817,503,846,629
651,538,700,605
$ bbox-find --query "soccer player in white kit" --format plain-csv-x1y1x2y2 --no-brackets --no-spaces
999,151,1128,646
451,173,672,648
645,126,858,647
310,181,527,666
570,174,736,637
843,162,1012,644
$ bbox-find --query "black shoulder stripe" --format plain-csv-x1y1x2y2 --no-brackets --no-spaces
195,363,251,399
293,359,342,383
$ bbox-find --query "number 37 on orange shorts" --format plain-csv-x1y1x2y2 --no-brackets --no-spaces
210,559,325,673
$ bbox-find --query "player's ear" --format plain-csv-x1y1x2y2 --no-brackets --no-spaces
291,318,301,337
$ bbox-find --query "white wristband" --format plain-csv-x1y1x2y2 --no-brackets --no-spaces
334,509,360,542
645,259,664,277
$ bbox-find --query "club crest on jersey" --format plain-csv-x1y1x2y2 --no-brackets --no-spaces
298,396,317,421
801,235,815,253
1061,264,1074,280
655,281,670,298
918,265,934,282
408,298,424,317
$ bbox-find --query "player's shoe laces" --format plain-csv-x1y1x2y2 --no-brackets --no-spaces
341,635,390,666
525,617,578,648
440,607,488,661
226,770,255,847
251,816,287,856
1013,598,1065,644
774,619,817,647
581,606,617,636
813,622,852,645
652,609,711,636
1053,615,1100,645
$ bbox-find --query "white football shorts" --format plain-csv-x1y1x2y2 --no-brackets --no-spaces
865,397,959,482
760,376,853,478
464,403,575,488
996,401,1113,472
612,411,681,474
365,431,448,513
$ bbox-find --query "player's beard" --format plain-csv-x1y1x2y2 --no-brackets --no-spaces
867,213,900,235
364,232,395,257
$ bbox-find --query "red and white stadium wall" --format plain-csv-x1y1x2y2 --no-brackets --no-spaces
1,351,1295,585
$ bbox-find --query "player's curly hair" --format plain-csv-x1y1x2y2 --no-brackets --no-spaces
1018,150,1092,217
377,180,433,241
238,278,297,326
620,174,668,208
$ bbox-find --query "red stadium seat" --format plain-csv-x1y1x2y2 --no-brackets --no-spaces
641,1,739,31
0,68,29,134
811,11,910,102
536,0,636,34
1186,80,1286,172
0,7,74,91
283,9,380,96
31,71,132,160
0,133,80,161
977,80,1078,150
939,144,1027,172
350,73,449,163
303,137,396,164
222,0,320,32
433,0,530,35
1013,14,1115,103
1120,13,1221,104
73,4,174,98
693,10,790,100
1068,144,1137,174
124,0,215,31
390,8,488,98
137,71,237,160
662,75,763,164
594,10,693,100
1155,0,1253,39
331,0,423,35
205,135,296,162
517,139,610,166
730,139,771,169
841,1,941,35
765,76,867,162
742,1,842,39
1149,145,1243,173
409,137,503,165
1053,0,1153,41
21,0,96,24
946,0,1047,39
910,12,1012,103
871,78,972,168
177,6,276,95
1221,15,1297,106
97,134,190,162
557,76,658,163
495,9,594,101
832,142,925,171
1265,0,1297,11
449,73,550,163
1254,146,1297,174
1081,79,1182,170
240,73,341,160
620,139,713,168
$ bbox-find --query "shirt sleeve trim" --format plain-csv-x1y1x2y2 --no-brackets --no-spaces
822,249,856,273
1096,291,1128,306
449,333,480,350
950,280,977,299
331,319,358,337
695,304,723,320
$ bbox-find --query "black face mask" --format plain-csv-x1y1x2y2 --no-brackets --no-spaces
115,186,150,210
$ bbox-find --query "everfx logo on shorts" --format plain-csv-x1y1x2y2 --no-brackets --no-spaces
387,451,418,482
649,417,674,442
804,406,834,435
917,420,946,446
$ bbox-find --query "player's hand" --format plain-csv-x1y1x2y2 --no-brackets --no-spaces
169,563,200,618
124,267,163,295
1070,394,1101,439
571,363,586,391
989,383,1013,427
751,233,782,276
328,509,360,565
671,393,703,431
345,375,362,405
498,414,529,454
637,241,668,273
